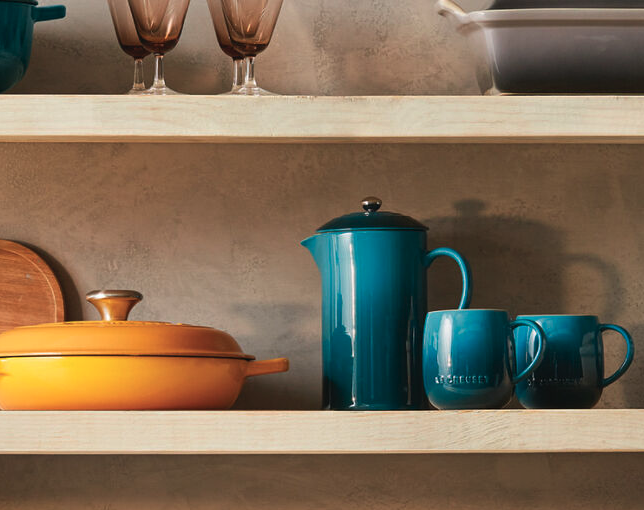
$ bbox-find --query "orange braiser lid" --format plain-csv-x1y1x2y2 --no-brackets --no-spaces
0,290,254,359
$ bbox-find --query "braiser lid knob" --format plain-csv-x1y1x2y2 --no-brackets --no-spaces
362,196,382,213
86,290,143,321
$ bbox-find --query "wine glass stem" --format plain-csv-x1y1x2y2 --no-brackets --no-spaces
132,58,146,92
243,56,258,89
153,53,166,90
233,58,244,89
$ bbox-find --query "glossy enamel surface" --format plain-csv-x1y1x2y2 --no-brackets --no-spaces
0,289,253,359
0,320,254,359
0,355,289,410
316,198,427,232
303,203,471,410
423,310,546,410
515,315,634,409
0,1,65,93
0,290,289,410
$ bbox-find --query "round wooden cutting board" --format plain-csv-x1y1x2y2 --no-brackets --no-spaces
0,240,64,333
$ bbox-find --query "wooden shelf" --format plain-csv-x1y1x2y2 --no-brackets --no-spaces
0,410,642,454
2,95,644,143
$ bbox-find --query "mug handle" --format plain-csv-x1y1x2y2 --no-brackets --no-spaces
424,247,472,309
509,319,547,385
599,324,634,387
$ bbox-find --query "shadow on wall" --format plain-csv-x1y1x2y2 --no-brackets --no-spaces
423,198,641,408
616,322,644,408
424,199,623,317
8,34,215,95
229,301,319,410
20,241,83,321
9,32,113,95
235,373,315,411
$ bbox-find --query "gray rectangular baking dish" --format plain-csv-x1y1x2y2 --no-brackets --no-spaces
437,0,644,94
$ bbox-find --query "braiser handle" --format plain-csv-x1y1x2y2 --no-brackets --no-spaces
246,358,290,378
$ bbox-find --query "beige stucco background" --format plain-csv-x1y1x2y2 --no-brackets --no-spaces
1,0,644,508
12,0,484,96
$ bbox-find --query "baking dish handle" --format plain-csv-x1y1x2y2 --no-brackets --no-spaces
246,358,289,378
435,0,472,28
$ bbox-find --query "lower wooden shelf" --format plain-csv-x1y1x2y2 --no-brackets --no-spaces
0,410,641,454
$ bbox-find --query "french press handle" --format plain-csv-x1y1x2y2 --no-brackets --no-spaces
423,249,472,309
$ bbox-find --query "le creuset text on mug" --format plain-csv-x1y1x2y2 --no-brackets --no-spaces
423,309,546,410
514,315,634,409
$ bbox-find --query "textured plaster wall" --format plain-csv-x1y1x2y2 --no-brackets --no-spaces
12,0,483,95
1,0,644,509
1,454,644,510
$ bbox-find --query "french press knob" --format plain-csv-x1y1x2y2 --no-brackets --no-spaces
362,196,382,214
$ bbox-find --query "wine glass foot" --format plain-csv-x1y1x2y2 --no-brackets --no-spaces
142,86,183,95
127,87,148,95
221,85,243,95
233,85,276,96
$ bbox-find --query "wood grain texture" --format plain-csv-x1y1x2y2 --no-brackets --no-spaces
0,95,644,143
0,410,642,454
0,241,64,333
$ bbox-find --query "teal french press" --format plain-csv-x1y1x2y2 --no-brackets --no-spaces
302,197,472,410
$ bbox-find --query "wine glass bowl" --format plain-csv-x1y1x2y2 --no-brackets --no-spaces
207,0,244,94
220,0,282,56
107,0,150,94
127,0,191,95
207,0,242,60
220,0,284,95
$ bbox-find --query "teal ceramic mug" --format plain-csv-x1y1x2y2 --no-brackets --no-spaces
423,309,546,410
514,315,634,409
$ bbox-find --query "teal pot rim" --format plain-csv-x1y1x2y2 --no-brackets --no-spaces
427,309,509,315
317,226,428,233
516,314,600,319
0,0,39,5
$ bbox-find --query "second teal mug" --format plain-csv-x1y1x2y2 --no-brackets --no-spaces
514,315,634,409
423,309,547,409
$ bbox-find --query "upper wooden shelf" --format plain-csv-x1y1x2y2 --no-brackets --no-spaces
0,410,642,454
2,95,644,143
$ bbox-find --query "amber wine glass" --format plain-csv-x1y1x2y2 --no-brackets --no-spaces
127,0,191,95
207,0,244,94
220,0,284,96
108,0,150,94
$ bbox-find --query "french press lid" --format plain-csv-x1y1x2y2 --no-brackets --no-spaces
316,197,428,232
